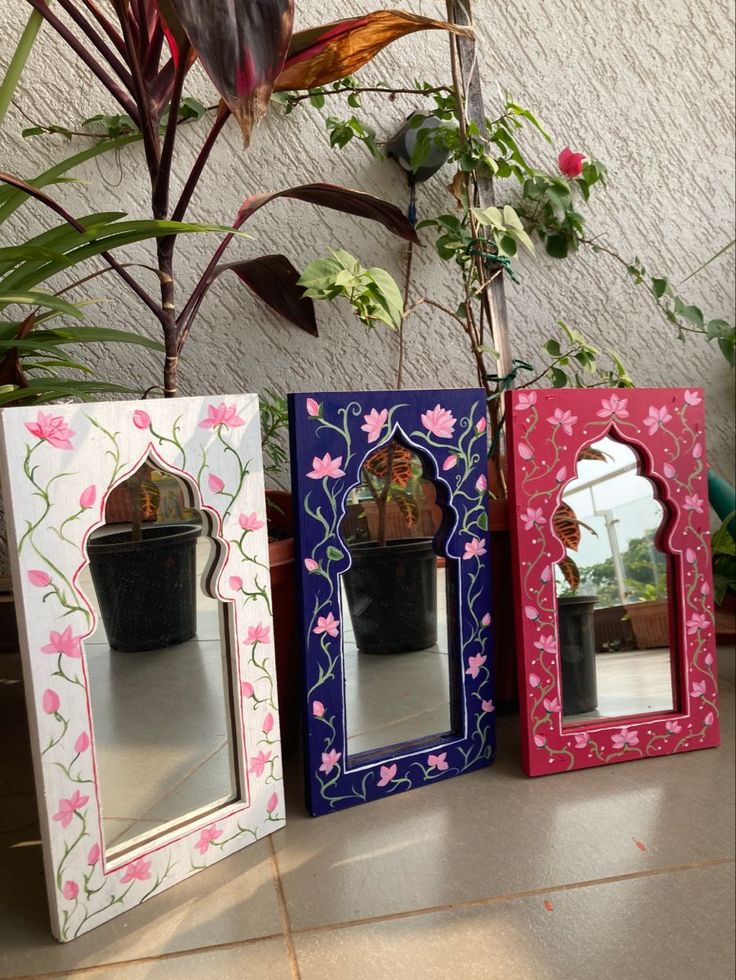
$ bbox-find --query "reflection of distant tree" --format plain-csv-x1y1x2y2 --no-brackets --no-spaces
575,529,668,607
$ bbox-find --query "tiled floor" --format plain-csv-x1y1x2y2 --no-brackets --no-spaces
1,645,734,979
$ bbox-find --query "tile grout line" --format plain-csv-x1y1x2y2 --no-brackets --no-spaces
267,835,303,980
15,855,734,979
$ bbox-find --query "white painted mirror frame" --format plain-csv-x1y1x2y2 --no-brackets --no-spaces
0,394,284,941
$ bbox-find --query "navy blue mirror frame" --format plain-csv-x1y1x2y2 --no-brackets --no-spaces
288,389,495,816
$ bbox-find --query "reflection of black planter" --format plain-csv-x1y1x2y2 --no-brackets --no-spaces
88,524,200,652
343,538,437,654
558,595,599,715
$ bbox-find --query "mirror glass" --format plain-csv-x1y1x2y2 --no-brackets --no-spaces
554,437,678,725
78,459,239,856
338,438,458,760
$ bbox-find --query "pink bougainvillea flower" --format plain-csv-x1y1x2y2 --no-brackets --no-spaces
685,548,697,564
516,391,537,410
246,623,271,645
683,494,704,514
74,732,90,754
690,679,707,697
573,732,589,748
521,507,545,531
518,442,534,461
476,415,487,434
704,711,715,727
304,558,319,573
555,466,568,484
686,612,709,635
312,700,325,718
313,612,340,637
199,403,245,429
307,453,346,480
133,409,151,430
120,858,151,883
360,407,388,443
266,792,279,814
442,454,458,471
87,843,100,866
547,408,578,436
421,404,456,439
239,512,265,532
465,653,487,679
306,398,321,418
207,474,225,494
543,696,561,714
319,749,341,775
79,485,96,509
377,763,398,787
230,576,244,591
643,405,672,435
52,790,89,829
525,605,540,621
27,569,51,587
611,727,639,749
194,825,223,854
558,146,586,178
684,390,702,406
463,537,487,560
533,734,547,748
248,750,272,777
24,411,75,449
534,634,558,656
62,880,79,901
240,681,254,699
41,626,83,660
597,394,629,419
481,699,495,713
665,720,682,734
428,752,449,771
262,712,275,734
42,689,60,714
475,474,488,493
529,672,541,688
663,462,676,479
692,442,703,459
481,612,492,626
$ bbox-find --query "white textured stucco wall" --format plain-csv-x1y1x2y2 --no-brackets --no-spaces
1,1,734,550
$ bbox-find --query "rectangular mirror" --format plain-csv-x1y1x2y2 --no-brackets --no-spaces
0,395,284,941
507,388,720,776
289,389,494,816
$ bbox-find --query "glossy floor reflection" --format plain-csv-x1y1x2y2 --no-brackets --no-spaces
562,647,675,725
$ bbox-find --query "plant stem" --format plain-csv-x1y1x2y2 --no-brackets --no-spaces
284,84,453,107
171,103,230,223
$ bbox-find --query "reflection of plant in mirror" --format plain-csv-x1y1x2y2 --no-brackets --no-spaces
359,440,427,549
711,512,736,605
570,529,668,607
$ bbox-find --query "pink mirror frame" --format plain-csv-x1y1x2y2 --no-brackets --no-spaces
506,387,720,777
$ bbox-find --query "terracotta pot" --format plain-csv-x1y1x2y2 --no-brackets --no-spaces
266,490,299,755
488,495,518,711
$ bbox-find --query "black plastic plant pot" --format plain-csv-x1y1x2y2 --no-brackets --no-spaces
88,524,200,652
558,594,599,715
343,537,437,654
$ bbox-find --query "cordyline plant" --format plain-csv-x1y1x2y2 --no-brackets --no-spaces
2,2,471,400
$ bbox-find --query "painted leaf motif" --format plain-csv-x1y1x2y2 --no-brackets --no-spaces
553,502,581,552
558,555,580,590
275,11,473,91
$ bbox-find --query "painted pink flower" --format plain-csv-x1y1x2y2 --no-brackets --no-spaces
547,408,578,436
465,653,487,679
543,696,561,714
312,700,325,718
361,408,388,443
643,405,672,435
120,858,151,883
307,453,345,480
481,699,495,713
305,558,319,573
525,606,540,621
246,623,271,645
306,398,321,418
248,750,272,777
27,569,51,588
690,679,707,698
701,582,711,596
207,474,225,494
240,681,254,698
611,727,639,749
239,512,265,532
133,409,151,430
521,507,545,531
52,791,89,829
529,673,541,688
518,442,534,461
516,391,537,410
555,466,568,484
705,651,714,666
230,576,243,591
428,752,449,771
534,634,557,656
476,416,487,434
686,612,709,634
685,548,697,564
692,442,703,460
475,474,487,493
74,732,90,753
443,454,458,471
313,613,340,637
377,763,397,787
541,565,552,583
534,734,547,748
194,825,223,854
481,612,491,626
62,880,79,901
41,626,83,660
663,462,676,479
684,390,702,406
199,403,245,429
597,394,629,420
79,485,96,509
704,711,715,727
262,712,274,734
42,689,60,714
319,749,341,775
683,494,704,514
665,720,682,734
558,146,586,178
421,404,456,439
87,843,100,866
266,792,279,814
573,732,589,748
24,412,75,449
463,537,487,560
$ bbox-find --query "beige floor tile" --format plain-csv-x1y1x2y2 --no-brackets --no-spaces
293,863,736,980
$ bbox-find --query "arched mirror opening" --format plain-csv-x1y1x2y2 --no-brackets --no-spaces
78,457,239,858
553,436,678,726
338,437,460,762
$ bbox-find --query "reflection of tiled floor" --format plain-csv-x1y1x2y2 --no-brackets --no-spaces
563,648,675,725
342,568,454,759
77,536,237,854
